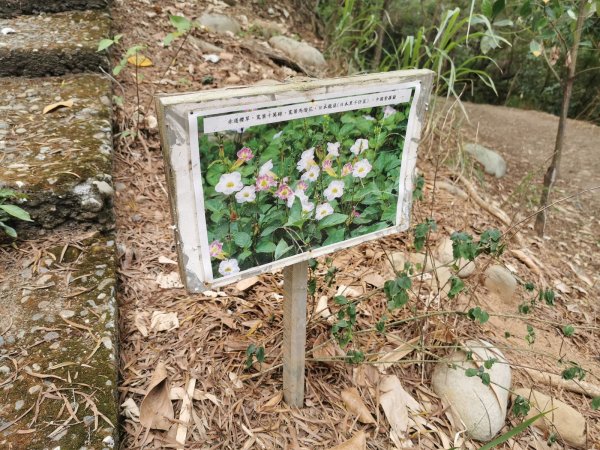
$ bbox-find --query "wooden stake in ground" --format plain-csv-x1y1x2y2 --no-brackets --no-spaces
282,261,308,407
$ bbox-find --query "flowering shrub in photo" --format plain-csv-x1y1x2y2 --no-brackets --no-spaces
198,102,410,278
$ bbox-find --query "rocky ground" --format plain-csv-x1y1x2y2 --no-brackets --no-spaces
0,0,599,448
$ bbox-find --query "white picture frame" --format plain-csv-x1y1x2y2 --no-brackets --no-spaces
157,70,434,292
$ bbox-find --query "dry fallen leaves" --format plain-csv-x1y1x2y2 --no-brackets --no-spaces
139,362,174,431
127,54,153,67
340,387,375,424
156,271,183,289
150,311,179,332
42,99,74,114
328,431,367,450
379,375,410,447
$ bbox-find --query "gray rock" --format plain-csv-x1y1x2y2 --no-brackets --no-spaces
15,400,24,411
268,36,326,69
198,13,241,35
432,340,511,441
0,365,10,375
484,265,517,305
465,143,506,178
59,310,75,319
43,331,59,341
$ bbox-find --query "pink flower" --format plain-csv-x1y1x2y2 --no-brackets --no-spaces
352,208,360,218
322,159,333,170
275,183,294,201
236,147,254,162
209,240,224,259
256,174,277,191
296,180,308,191
341,163,353,177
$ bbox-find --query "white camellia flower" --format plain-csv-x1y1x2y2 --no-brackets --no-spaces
350,138,369,155
301,201,315,215
215,172,243,195
323,180,345,201
296,147,315,171
235,185,256,203
218,259,240,276
352,158,372,178
383,105,397,118
315,203,334,220
327,141,341,157
300,165,320,182
258,159,274,176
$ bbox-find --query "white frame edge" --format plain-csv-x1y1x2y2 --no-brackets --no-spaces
157,70,434,293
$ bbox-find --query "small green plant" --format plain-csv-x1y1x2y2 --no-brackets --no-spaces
384,272,411,310
332,295,357,347
512,395,531,417
0,189,32,237
245,344,265,370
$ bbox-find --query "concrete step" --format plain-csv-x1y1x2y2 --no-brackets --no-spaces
0,10,110,77
1,0,111,18
0,229,118,449
0,74,114,229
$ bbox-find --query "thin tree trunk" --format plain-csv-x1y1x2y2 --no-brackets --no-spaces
534,0,587,237
371,0,391,71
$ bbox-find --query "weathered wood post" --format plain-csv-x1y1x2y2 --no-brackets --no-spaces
282,261,308,407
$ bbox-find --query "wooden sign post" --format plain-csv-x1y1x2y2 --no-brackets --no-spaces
157,70,433,407
282,261,308,406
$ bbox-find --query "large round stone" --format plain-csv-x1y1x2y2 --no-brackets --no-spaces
484,265,517,305
432,340,511,441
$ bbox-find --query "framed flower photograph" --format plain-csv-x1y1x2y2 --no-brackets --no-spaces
157,70,433,292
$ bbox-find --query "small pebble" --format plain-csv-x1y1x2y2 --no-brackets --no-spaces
15,400,24,411
59,310,75,319
43,331,59,342
0,365,10,375
32,363,41,371
83,415,94,426
15,128,26,134
28,385,41,394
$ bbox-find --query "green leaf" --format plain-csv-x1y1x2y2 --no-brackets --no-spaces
482,0,493,18
592,397,600,410
256,240,276,253
346,350,364,364
512,395,531,417
451,232,477,260
479,372,491,386
484,358,498,369
448,276,465,299
478,228,503,256
562,324,575,337
256,346,265,363
0,188,17,198
170,15,192,32
467,306,489,324
413,218,436,251
0,221,17,238
274,239,292,260
97,38,115,52
317,213,348,229
233,231,252,248
0,204,32,221
465,368,479,377
323,228,345,246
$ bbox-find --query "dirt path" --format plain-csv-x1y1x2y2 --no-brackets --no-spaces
462,101,600,214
